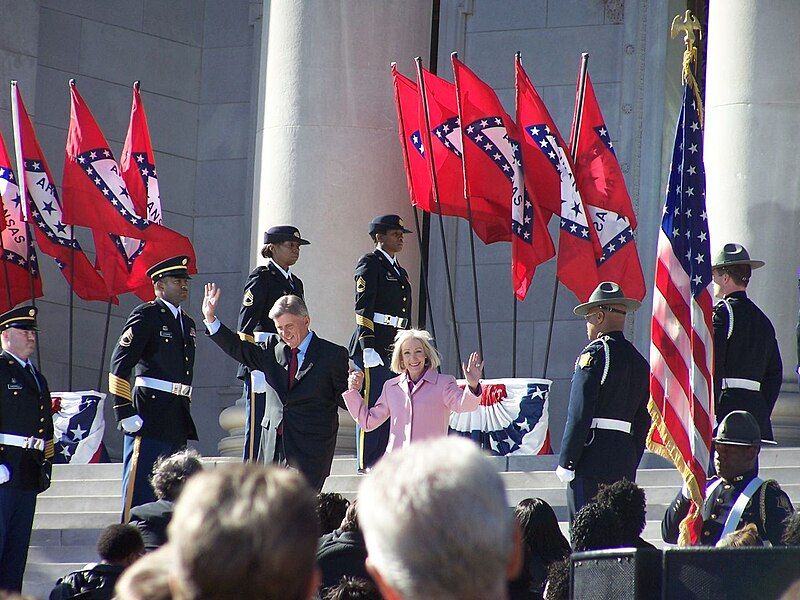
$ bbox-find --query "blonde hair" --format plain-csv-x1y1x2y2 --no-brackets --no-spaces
390,329,441,374
716,523,762,548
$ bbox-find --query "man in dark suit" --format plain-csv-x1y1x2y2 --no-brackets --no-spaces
556,282,651,522
203,284,348,491
109,256,197,520
237,226,309,462
0,305,54,591
349,214,412,471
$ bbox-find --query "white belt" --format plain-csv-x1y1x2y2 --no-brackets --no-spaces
373,312,409,329
721,378,761,392
0,433,45,451
135,377,192,398
590,418,632,434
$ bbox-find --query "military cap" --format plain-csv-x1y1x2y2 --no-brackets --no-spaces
0,305,38,331
147,256,191,282
573,281,641,316
713,410,776,447
712,243,764,269
263,225,310,246
369,214,413,235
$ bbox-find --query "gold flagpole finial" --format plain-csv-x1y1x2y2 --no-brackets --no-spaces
670,10,703,81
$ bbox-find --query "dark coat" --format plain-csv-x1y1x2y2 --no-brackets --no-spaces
348,250,412,359
558,331,650,481
0,351,54,492
317,529,372,591
714,291,782,439
129,498,173,551
49,563,124,600
208,323,348,490
109,299,197,444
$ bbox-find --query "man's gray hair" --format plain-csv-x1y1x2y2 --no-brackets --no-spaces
268,294,309,320
150,448,203,502
357,437,512,600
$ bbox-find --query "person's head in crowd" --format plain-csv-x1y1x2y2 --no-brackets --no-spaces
357,437,521,600
390,329,441,377
97,524,145,567
716,522,763,548
542,558,570,600
324,577,381,600
318,492,351,535
782,512,800,545
368,214,412,257
168,463,320,600
269,295,311,349
570,501,625,552
115,543,176,600
713,411,771,482
151,449,204,502
594,479,647,545
340,498,361,533
780,579,800,600
0,305,39,361
514,498,571,564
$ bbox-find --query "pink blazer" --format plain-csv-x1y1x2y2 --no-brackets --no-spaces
342,369,480,453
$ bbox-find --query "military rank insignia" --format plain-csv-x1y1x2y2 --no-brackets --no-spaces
356,276,366,293
243,289,254,307
119,328,134,348
578,353,593,369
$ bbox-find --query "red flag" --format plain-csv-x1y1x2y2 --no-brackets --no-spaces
10,82,115,303
0,133,42,311
514,56,599,302
571,71,645,301
93,82,196,301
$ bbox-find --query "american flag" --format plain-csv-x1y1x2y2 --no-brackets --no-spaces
647,81,714,545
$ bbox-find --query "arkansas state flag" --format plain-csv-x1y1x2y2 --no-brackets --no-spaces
515,56,599,302
94,82,196,300
571,71,645,301
0,132,42,311
10,82,115,303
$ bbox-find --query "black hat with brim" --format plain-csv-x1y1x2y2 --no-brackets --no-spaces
713,410,776,447
147,256,192,282
263,226,310,246
0,305,38,331
369,214,413,235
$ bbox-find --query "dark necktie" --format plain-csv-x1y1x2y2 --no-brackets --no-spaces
287,347,300,389
287,275,295,291
26,364,41,392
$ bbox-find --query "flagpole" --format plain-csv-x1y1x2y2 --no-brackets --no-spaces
414,56,463,364
411,206,437,342
541,52,590,378
96,299,113,392
512,293,517,377
450,52,485,366
27,234,41,368
0,234,12,309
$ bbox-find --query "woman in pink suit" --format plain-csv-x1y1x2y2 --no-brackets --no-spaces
343,329,483,455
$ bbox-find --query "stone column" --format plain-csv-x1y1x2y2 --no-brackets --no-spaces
705,1,800,444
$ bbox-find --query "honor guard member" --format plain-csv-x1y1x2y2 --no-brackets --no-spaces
109,256,197,521
349,215,412,471
237,226,309,462
663,411,794,546
712,244,782,441
0,306,54,591
556,282,650,521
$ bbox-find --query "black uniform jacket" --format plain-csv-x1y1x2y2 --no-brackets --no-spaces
662,468,794,546
348,249,412,359
109,299,197,444
713,291,782,439
129,498,173,551
0,351,54,492
558,331,650,481
209,322,348,490
236,263,304,379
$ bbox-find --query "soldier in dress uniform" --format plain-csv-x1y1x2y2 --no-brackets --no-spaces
237,226,309,462
555,282,651,521
711,243,782,441
0,305,54,591
349,215,413,471
662,410,794,546
108,256,197,521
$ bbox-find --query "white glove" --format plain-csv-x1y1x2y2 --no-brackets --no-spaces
120,415,144,433
0,465,9,484
362,348,384,368
680,482,691,499
555,466,575,483
251,370,268,393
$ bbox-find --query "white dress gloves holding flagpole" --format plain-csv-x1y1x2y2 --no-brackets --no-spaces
362,348,384,368
0,464,9,484
555,465,575,483
120,415,144,434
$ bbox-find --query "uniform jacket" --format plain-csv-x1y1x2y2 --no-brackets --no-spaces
348,250,412,359
208,323,348,491
558,330,650,481
235,263,304,379
129,498,173,551
109,299,197,444
0,351,54,492
662,468,794,546
342,369,480,453
714,291,782,439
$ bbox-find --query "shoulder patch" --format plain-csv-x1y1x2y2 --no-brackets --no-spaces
356,276,366,293
119,327,134,348
242,289,254,307
578,352,593,368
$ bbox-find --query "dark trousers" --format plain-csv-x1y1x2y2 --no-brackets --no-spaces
0,487,37,591
241,378,266,462
122,435,183,515
353,355,392,470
